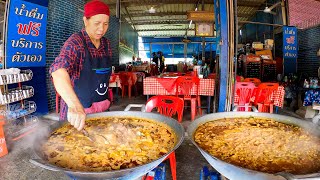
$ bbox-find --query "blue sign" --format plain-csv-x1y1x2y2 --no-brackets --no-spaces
6,0,48,67
283,26,298,59
23,0,48,7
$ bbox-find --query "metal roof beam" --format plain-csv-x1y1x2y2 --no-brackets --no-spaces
123,5,136,31
108,1,261,8
137,28,195,32
128,20,190,25
237,13,253,17
139,35,190,37
237,1,263,7
122,12,187,17
108,1,214,7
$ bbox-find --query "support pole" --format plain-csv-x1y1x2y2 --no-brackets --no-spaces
116,0,120,19
216,0,229,112
202,0,205,62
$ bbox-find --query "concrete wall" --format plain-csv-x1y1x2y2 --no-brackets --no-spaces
119,21,138,64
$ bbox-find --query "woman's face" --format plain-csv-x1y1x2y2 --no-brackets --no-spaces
83,14,109,41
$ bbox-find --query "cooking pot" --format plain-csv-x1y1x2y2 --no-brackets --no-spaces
187,112,320,180
30,111,184,180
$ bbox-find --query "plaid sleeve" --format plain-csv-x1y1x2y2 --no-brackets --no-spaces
106,39,112,57
49,34,81,75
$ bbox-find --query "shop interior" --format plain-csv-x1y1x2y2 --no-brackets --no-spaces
0,0,320,180
114,0,320,117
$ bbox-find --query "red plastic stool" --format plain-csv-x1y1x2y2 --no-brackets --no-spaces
145,96,183,180
165,152,176,180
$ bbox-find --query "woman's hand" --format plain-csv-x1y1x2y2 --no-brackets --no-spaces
67,106,86,131
52,68,86,131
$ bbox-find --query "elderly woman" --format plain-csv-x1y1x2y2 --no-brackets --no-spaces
50,0,112,131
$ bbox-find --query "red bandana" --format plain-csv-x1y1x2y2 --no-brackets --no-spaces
84,0,110,18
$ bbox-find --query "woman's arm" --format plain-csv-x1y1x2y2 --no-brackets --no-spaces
52,68,85,131
50,33,86,131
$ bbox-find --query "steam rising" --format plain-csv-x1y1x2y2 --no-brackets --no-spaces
24,120,57,151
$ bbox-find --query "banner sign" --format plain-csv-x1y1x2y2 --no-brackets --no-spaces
283,26,298,58
6,0,48,67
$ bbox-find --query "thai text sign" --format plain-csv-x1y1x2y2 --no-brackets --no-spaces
6,0,47,67
283,26,298,59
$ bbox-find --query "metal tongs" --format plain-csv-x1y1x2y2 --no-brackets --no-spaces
82,129,96,142
82,128,109,144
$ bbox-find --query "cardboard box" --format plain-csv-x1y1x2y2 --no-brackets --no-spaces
295,106,316,119
252,42,264,50
264,39,274,50
265,39,274,46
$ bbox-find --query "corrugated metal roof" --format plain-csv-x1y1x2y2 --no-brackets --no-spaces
99,0,268,37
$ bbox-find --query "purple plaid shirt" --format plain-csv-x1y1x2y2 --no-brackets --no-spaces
49,29,112,120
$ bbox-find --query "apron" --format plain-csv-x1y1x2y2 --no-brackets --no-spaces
73,32,111,113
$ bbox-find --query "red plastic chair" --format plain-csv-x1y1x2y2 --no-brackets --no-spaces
176,76,202,121
119,72,137,98
234,82,256,111
145,95,184,180
254,83,279,113
207,73,216,79
236,76,244,82
185,71,196,77
150,64,159,76
243,78,261,86
108,75,118,103
145,95,184,123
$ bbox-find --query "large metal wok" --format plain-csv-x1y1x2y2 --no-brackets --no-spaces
187,112,320,180
30,111,184,180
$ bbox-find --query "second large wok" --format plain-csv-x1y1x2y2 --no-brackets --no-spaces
187,112,320,180
30,111,184,180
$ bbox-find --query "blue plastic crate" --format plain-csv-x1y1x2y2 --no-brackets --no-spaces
200,166,221,180
142,163,166,180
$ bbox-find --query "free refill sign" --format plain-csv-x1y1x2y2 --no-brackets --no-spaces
6,0,48,67
283,26,298,74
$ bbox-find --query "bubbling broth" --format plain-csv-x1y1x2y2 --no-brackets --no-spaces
194,117,320,174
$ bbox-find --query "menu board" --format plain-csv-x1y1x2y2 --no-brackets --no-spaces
6,0,48,67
